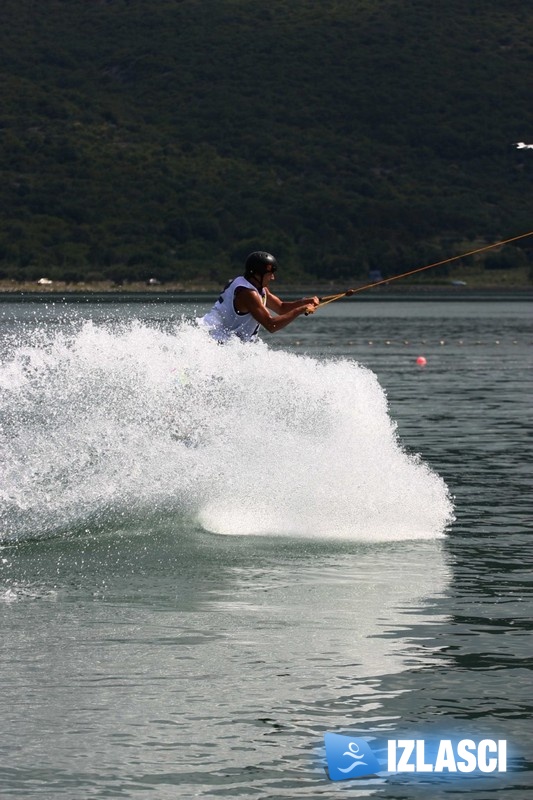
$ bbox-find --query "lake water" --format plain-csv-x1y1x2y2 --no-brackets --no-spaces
1,298,531,798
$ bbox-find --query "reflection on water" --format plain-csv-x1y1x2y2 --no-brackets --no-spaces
1,525,450,798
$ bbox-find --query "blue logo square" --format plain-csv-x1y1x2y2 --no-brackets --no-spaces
324,733,382,780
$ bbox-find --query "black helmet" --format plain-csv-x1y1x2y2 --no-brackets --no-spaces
244,251,278,277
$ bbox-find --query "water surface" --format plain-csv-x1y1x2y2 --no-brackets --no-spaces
1,299,531,798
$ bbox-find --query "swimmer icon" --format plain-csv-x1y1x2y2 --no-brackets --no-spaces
338,741,368,773
324,733,382,780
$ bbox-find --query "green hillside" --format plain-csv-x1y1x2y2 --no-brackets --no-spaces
1,0,532,285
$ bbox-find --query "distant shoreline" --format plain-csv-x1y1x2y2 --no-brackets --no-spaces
0,280,531,303
2,275,533,292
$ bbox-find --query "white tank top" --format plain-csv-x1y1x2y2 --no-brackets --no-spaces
199,277,266,342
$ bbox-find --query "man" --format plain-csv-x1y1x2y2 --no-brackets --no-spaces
199,251,320,343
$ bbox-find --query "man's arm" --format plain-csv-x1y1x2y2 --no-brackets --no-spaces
236,289,316,333
266,290,320,315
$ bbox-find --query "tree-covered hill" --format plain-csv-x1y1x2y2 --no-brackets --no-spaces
1,0,532,285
